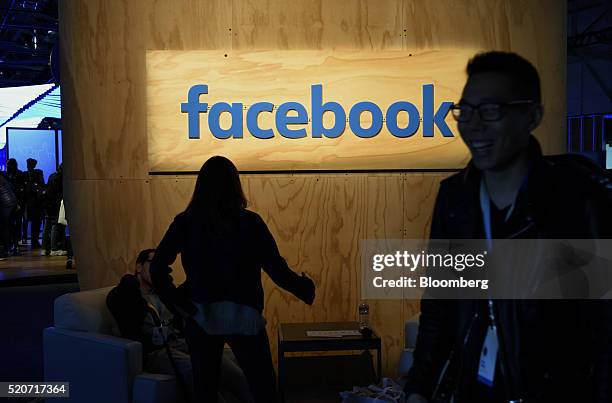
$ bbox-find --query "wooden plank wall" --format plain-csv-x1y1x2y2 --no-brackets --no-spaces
59,0,565,377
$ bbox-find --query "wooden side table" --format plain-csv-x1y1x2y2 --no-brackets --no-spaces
277,321,382,403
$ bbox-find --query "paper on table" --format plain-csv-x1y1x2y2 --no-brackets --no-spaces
306,330,362,338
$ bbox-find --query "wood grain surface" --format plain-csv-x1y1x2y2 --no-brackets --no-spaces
146,49,473,172
60,0,566,377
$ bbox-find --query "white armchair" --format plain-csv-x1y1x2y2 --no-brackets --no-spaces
43,287,185,403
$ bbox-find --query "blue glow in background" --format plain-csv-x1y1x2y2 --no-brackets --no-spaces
0,146,6,171
6,128,61,182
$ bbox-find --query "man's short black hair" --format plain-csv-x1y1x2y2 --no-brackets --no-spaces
466,51,541,102
136,248,155,266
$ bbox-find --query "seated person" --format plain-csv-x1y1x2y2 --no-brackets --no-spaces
107,248,253,403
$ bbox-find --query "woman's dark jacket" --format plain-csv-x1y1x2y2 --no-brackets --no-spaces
403,138,611,403
44,170,63,217
150,209,315,317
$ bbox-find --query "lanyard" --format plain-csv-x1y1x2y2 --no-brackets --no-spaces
478,174,529,403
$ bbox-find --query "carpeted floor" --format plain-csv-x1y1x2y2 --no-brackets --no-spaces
0,283,79,382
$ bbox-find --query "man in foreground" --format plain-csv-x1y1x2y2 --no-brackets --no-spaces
404,52,610,402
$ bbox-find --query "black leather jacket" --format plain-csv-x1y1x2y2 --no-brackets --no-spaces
6,169,24,203
44,171,63,217
106,274,188,356
0,173,17,208
404,138,611,403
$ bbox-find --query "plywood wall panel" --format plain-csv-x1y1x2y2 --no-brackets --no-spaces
60,0,148,180
401,173,448,357
59,0,232,180
245,175,366,325
365,176,406,375
403,0,511,50
65,179,155,287
144,0,232,50
403,173,448,239
232,0,403,50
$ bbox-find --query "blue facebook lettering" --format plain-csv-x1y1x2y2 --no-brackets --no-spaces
181,84,453,139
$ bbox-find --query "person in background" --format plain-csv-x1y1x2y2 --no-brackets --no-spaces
23,158,45,248
57,198,74,270
150,156,316,403
403,51,611,403
0,172,18,260
6,159,24,255
107,248,254,403
42,163,66,256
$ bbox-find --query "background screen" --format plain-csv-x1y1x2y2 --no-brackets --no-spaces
6,128,61,182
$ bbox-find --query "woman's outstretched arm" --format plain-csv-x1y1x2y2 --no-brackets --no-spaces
254,214,315,305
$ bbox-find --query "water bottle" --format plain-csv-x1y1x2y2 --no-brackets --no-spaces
358,301,370,330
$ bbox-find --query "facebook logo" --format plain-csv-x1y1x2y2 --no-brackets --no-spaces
181,84,454,140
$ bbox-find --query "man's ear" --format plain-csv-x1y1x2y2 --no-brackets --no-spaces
527,103,544,132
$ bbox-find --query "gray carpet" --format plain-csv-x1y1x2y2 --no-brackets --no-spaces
0,283,79,382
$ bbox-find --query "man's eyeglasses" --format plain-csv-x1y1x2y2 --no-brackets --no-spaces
450,100,536,122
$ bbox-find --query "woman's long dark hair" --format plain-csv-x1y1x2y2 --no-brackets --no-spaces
185,156,247,233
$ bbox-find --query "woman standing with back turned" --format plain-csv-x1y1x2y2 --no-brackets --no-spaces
150,156,316,403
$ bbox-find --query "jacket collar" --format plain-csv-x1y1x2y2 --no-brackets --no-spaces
457,135,547,238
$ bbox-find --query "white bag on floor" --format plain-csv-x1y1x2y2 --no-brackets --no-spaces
340,378,406,403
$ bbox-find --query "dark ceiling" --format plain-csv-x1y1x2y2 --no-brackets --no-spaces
0,0,58,88
568,0,612,108
568,0,612,61
0,1,609,89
